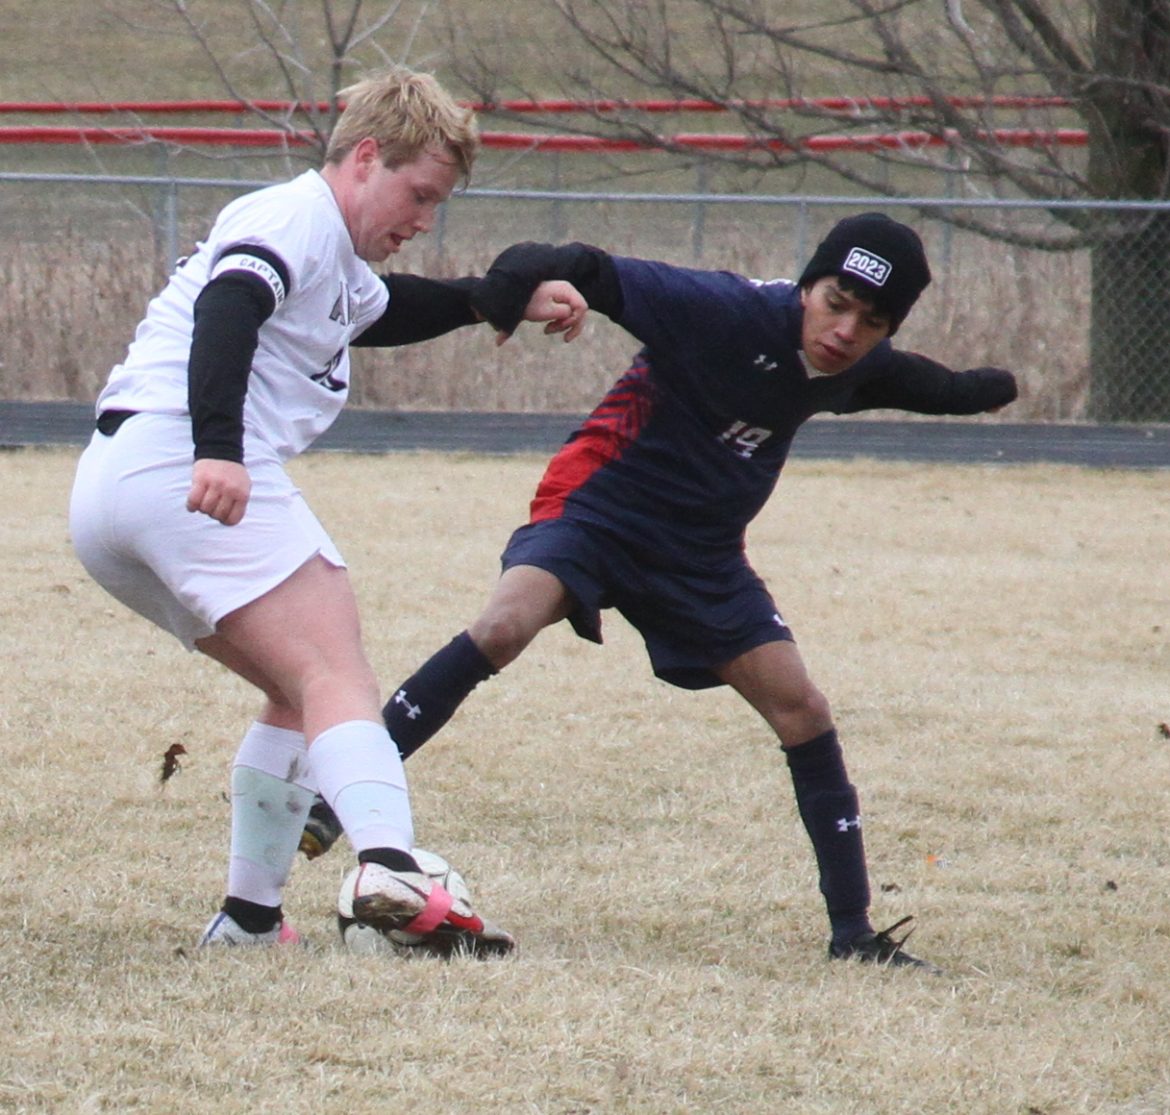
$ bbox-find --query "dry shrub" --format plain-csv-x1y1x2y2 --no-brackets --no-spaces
904,234,1091,421
0,227,159,403
3,214,1090,419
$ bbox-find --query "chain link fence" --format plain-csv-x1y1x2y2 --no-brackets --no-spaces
3,167,1167,422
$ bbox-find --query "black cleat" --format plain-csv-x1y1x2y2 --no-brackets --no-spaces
299,796,344,860
829,916,941,973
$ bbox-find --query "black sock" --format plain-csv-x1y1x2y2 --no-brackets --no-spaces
221,896,283,934
783,728,873,946
358,847,421,873
384,631,497,759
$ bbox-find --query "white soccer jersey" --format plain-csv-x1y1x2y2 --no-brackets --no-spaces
96,170,389,461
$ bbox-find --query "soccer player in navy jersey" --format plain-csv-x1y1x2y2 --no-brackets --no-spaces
306,212,1017,969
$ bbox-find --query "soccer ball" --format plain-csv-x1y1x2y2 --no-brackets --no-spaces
337,848,472,955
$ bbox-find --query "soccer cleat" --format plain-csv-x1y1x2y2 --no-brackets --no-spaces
299,796,344,860
198,911,304,948
828,916,941,972
342,861,515,958
401,914,516,960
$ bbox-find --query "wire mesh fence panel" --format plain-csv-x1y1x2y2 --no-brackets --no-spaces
1,168,1163,421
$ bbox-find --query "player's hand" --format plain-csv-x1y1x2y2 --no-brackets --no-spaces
496,280,588,346
187,458,251,525
964,366,1018,413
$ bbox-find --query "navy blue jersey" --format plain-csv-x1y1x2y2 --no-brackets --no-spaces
529,256,1014,564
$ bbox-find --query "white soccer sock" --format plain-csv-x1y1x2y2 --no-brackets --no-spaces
227,721,317,908
307,719,414,855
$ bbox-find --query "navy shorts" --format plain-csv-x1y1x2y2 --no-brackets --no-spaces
500,517,794,690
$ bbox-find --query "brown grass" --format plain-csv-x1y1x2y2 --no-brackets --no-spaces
2,446,1168,1113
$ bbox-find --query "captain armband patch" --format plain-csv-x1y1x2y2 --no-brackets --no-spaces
211,252,288,307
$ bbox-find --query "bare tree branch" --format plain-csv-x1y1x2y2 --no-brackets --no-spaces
439,0,1170,251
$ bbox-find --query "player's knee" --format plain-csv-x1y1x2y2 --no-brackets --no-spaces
299,655,380,713
765,682,833,744
800,683,832,724
469,609,539,668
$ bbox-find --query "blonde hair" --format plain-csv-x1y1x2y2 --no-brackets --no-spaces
325,68,479,182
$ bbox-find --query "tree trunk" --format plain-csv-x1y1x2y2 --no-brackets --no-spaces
1087,0,1170,420
1089,215,1170,420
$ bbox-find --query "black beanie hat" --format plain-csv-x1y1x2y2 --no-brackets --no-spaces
797,212,931,334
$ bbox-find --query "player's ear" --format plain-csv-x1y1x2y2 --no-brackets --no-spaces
351,136,381,178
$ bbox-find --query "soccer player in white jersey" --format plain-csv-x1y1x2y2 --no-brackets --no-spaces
69,68,586,951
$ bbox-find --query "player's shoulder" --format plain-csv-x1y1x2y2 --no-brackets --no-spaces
215,171,315,221
207,171,345,275
617,256,794,301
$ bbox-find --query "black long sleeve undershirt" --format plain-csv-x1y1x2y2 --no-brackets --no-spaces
188,271,482,461
469,242,623,335
188,271,276,462
351,274,480,346
844,351,1018,415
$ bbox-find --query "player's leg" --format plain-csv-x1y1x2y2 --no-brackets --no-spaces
187,631,322,941
385,563,574,756
207,554,414,852
713,637,833,744
195,608,350,945
311,619,495,860
306,519,598,862
716,642,868,938
197,718,315,947
206,555,509,946
717,642,934,969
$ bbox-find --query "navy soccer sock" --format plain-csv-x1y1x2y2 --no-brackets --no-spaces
384,631,497,759
783,728,873,947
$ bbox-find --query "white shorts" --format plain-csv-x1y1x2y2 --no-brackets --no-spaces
69,412,345,650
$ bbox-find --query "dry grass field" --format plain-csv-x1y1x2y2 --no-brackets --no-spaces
2,445,1168,1114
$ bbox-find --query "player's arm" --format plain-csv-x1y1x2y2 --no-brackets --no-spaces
353,272,587,348
843,350,1018,415
185,245,286,525
469,242,623,339
351,275,479,346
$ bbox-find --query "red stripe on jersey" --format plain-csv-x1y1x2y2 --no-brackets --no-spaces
530,357,655,522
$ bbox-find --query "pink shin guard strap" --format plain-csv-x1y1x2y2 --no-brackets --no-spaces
402,884,454,935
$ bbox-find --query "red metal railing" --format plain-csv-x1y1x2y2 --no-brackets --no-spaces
0,97,1083,153
0,124,1088,152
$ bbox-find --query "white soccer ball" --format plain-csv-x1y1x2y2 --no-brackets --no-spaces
336,848,472,955
411,848,473,905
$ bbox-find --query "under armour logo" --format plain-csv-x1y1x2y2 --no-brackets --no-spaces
753,353,778,372
393,689,421,720
836,815,862,832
